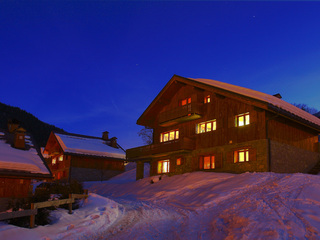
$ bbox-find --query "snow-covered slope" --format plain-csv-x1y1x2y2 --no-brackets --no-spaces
1,169,320,239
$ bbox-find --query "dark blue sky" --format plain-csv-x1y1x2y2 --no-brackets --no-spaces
1,1,320,149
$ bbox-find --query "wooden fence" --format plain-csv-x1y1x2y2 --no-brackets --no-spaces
0,190,88,228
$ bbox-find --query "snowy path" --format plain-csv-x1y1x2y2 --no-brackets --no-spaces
86,171,320,240
1,171,320,240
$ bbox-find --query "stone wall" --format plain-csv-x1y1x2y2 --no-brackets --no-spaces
270,140,320,173
191,139,269,173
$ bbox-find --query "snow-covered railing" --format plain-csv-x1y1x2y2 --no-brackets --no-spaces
0,190,88,228
30,190,88,228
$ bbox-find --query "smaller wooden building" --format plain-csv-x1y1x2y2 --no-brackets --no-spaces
0,126,52,211
44,131,126,182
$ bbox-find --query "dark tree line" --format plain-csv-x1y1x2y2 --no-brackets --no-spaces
292,103,319,115
0,102,66,147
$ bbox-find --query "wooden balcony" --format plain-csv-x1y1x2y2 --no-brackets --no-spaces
127,137,195,160
158,103,203,127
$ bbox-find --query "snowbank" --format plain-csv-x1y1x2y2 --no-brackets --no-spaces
1,171,320,239
0,194,121,240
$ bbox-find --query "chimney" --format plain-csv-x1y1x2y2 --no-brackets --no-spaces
273,93,282,99
102,131,109,140
110,137,118,148
14,127,26,149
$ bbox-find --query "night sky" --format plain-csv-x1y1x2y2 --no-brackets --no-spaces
1,1,320,149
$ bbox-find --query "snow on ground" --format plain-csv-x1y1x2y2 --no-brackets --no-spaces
1,167,320,239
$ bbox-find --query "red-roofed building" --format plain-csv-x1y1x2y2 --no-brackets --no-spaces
44,131,126,182
127,75,320,180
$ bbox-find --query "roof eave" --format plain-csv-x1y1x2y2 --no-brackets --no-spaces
268,104,320,132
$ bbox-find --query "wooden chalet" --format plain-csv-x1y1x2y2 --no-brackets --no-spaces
0,124,52,211
44,131,126,182
127,75,320,180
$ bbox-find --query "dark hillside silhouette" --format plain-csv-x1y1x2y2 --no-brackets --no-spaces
0,102,66,147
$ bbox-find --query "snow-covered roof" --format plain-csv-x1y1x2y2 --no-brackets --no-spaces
0,131,51,175
188,77,320,129
55,133,126,159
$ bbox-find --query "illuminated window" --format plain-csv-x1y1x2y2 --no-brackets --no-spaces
158,160,170,174
59,155,63,161
52,158,56,165
234,149,249,163
196,120,216,134
200,155,215,169
235,112,250,127
176,158,182,166
204,95,211,104
160,129,179,142
180,97,191,106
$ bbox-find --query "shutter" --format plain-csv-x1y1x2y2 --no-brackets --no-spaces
215,153,223,169
250,148,257,161
226,151,234,163
234,150,239,163
199,156,204,170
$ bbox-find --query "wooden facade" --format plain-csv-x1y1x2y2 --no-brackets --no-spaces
44,132,126,182
127,75,320,180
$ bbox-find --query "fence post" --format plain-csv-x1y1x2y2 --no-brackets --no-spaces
68,194,72,214
30,203,35,228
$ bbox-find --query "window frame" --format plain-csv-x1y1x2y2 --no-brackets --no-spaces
204,95,211,104
235,112,250,127
180,97,191,106
234,148,250,163
160,129,179,142
200,155,216,169
196,119,217,134
158,160,170,174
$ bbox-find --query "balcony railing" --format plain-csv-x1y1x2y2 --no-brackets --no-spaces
127,137,195,159
158,102,203,126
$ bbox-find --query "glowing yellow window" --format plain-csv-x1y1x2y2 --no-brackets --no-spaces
160,130,179,142
176,158,182,166
234,149,249,163
169,131,175,140
52,158,56,165
236,113,250,127
200,123,206,133
204,95,211,104
163,133,169,142
206,122,212,132
196,120,217,134
158,160,170,174
59,155,63,161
